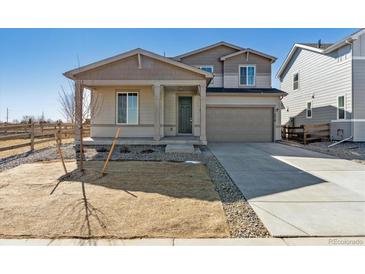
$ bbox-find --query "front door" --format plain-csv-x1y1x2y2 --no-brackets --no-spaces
178,96,192,134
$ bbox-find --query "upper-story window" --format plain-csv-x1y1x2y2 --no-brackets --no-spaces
198,66,214,85
239,65,255,86
198,66,213,74
293,73,299,90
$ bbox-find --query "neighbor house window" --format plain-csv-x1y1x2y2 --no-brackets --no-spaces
338,95,345,120
239,65,255,86
293,73,299,90
199,66,214,84
117,92,138,124
306,101,312,118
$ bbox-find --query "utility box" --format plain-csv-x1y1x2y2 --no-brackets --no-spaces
330,120,352,141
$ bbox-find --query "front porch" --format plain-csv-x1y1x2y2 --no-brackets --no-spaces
80,81,208,145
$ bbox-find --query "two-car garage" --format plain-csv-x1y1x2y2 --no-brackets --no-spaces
205,89,284,143
206,106,274,142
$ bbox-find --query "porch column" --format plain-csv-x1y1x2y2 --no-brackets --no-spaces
153,84,161,141
199,83,207,142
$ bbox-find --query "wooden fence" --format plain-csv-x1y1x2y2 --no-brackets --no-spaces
0,122,90,153
282,123,330,144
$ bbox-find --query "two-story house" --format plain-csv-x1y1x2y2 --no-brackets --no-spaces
64,42,285,144
277,29,365,141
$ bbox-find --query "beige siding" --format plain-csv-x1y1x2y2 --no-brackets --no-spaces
179,45,238,74
280,46,353,126
223,53,272,88
91,86,201,138
75,55,205,81
91,86,154,137
206,95,282,141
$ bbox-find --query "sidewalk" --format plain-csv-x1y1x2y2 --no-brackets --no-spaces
1,237,364,246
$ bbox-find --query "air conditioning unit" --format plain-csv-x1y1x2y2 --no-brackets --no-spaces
330,120,351,141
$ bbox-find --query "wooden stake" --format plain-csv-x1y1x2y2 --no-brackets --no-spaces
55,133,68,175
101,128,121,176
79,124,84,171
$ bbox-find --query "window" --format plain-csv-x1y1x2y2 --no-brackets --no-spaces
199,66,214,84
338,95,345,120
116,92,138,124
306,101,312,118
293,73,299,90
239,65,255,86
199,66,213,73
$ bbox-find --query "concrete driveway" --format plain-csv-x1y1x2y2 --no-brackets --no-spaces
209,143,365,237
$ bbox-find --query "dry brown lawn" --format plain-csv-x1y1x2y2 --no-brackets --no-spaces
0,160,229,239
0,138,74,159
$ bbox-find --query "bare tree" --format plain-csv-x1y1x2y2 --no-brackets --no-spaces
58,81,103,123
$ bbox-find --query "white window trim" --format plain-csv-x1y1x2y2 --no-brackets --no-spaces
115,91,139,125
293,72,299,90
337,95,346,120
306,101,312,118
239,65,256,86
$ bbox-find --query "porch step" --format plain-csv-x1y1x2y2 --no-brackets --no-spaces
165,144,195,154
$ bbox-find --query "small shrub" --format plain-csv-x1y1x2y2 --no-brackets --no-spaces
120,146,131,153
141,149,154,154
96,146,108,152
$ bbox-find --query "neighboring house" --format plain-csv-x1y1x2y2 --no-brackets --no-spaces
64,42,285,144
277,29,365,141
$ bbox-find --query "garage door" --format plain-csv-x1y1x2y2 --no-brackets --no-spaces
207,107,273,142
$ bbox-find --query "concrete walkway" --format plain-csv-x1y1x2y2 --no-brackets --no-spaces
0,237,364,246
209,143,365,237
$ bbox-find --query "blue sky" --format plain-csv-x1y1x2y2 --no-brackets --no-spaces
0,28,357,121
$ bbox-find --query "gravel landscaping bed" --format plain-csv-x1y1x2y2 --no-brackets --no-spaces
280,140,365,165
0,143,269,238
0,144,75,173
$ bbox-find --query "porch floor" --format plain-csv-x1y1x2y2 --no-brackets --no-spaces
81,136,205,146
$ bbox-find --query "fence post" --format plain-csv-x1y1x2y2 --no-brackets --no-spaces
30,122,35,151
303,125,307,145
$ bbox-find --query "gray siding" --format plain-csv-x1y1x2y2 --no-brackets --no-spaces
353,32,365,56
280,46,353,126
179,45,238,74
353,59,365,119
179,45,238,88
353,32,365,120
